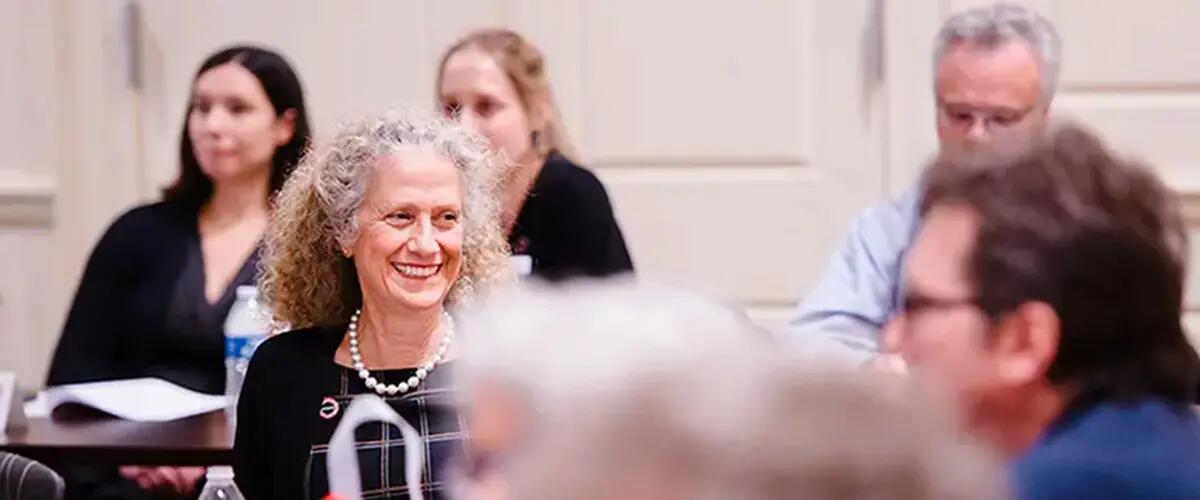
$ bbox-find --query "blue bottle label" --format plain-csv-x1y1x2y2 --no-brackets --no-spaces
225,336,259,360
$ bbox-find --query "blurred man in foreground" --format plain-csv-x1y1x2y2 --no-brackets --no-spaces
893,124,1200,499
458,281,1005,500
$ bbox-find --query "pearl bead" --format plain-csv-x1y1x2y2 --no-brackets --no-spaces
346,309,452,397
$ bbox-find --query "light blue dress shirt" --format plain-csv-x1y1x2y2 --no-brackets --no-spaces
784,186,922,365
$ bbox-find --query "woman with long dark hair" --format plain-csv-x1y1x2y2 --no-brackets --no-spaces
46,45,311,499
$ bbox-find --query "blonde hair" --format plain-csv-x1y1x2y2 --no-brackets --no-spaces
437,28,578,161
260,109,511,329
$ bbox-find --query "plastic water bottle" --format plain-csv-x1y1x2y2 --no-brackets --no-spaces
197,466,245,500
224,286,270,427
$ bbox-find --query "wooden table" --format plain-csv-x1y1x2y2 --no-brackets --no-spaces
0,410,233,466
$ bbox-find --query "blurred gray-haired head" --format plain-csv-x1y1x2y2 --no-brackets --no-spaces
933,2,1061,103
457,279,768,419
455,280,1005,500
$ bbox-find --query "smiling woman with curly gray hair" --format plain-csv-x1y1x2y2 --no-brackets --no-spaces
261,110,511,328
233,110,511,500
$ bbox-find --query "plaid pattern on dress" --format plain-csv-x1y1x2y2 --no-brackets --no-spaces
303,366,467,500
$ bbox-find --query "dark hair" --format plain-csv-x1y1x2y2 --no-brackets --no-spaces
921,123,1198,405
163,45,312,207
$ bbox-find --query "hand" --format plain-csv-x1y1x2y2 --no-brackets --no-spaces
865,353,909,376
872,316,909,376
119,465,205,497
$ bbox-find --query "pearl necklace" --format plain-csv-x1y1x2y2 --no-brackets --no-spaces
347,309,453,396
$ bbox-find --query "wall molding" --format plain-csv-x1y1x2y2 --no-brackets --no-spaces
1172,173,1200,224
589,155,810,169
0,171,56,227
1184,192,1200,224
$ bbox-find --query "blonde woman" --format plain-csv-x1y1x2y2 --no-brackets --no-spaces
438,29,634,280
232,110,510,500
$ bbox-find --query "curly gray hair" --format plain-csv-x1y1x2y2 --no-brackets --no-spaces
260,109,512,328
933,2,1062,104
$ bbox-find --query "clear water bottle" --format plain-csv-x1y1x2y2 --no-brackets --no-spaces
224,286,270,426
197,466,245,500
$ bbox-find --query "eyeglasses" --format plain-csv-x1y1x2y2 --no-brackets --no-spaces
884,292,980,351
900,292,980,317
937,101,1037,132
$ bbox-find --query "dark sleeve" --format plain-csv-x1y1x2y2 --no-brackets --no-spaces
45,210,145,386
1014,459,1126,500
560,171,634,277
233,336,277,500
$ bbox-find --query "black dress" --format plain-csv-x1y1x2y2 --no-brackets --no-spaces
508,153,634,280
46,200,258,500
233,326,466,500
46,200,258,394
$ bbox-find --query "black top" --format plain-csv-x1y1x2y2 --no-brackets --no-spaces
45,201,258,394
508,153,634,280
233,326,465,500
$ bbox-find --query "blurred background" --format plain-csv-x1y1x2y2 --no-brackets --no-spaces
1,0,1198,386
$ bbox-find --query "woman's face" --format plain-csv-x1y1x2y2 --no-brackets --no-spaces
439,48,542,166
188,62,295,186
348,148,464,313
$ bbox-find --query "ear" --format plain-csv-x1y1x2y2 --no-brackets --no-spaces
337,234,355,259
990,301,1060,386
468,383,526,453
273,108,299,146
526,97,551,134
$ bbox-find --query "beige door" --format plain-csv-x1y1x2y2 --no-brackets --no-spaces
0,1,146,385
14,1,1200,383
0,15,59,385
15,0,1200,384
126,0,889,327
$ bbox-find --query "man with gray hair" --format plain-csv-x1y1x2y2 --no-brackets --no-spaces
787,2,1061,369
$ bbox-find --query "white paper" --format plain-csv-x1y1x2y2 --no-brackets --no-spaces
509,255,533,277
22,378,228,422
